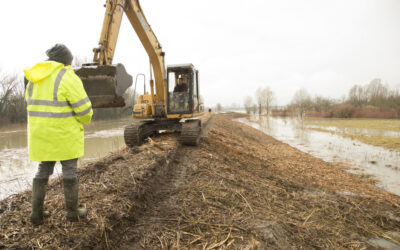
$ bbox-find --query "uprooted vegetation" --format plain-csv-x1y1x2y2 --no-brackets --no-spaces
1,113,400,249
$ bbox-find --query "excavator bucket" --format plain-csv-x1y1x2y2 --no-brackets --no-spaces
75,63,133,108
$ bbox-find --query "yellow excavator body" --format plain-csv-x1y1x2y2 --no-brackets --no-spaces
75,0,209,146
132,93,152,118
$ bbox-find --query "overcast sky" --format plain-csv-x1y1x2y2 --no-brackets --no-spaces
1,0,399,106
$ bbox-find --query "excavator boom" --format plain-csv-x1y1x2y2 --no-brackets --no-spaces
125,0,167,107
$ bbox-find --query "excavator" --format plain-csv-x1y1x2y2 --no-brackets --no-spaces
75,0,208,146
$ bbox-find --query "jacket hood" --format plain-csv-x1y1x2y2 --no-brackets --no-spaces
24,61,64,83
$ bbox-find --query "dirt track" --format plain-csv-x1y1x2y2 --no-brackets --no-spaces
1,113,400,249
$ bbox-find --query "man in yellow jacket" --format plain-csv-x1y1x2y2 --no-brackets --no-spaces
24,44,93,226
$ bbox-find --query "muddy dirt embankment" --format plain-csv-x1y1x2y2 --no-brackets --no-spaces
1,113,400,249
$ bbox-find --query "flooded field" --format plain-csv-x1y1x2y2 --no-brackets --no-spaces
0,118,133,200
238,116,400,196
305,118,400,151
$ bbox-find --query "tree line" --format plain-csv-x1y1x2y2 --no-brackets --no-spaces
289,78,400,119
242,78,400,119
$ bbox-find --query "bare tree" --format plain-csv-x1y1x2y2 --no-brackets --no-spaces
313,95,334,112
366,78,389,108
348,85,367,107
0,76,15,114
256,87,263,115
243,96,253,114
262,87,275,115
251,104,257,114
255,86,275,115
0,71,26,125
291,88,312,119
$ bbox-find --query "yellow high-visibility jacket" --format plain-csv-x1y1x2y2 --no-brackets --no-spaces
24,61,93,161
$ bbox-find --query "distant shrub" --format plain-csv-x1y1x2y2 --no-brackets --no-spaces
353,106,398,119
271,109,290,117
331,104,355,118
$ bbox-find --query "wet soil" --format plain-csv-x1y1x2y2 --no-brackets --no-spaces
239,116,400,196
1,113,400,249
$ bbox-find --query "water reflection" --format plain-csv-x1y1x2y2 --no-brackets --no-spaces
0,130,27,151
0,118,133,200
306,125,400,138
239,116,400,196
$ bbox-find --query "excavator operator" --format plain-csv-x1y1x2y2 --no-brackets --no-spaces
173,77,188,93
24,44,93,226
172,76,189,111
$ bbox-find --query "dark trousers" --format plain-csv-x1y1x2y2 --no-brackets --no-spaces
34,159,78,179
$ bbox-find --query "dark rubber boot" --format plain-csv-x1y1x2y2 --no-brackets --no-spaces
30,178,49,226
63,178,87,222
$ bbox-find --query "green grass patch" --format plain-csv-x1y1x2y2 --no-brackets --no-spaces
306,118,400,151
305,118,400,132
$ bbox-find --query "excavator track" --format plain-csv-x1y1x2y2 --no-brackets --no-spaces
124,114,213,147
124,121,154,147
180,120,201,146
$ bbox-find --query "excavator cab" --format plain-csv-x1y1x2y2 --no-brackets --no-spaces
167,64,201,115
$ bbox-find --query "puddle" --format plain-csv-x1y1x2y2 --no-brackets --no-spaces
369,238,400,250
237,116,400,196
0,118,133,200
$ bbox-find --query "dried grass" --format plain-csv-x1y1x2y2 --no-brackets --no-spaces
1,113,400,249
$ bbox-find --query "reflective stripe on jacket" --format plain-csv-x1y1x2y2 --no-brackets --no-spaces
24,61,93,161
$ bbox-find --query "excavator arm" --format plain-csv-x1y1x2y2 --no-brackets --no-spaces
125,0,166,108
76,0,166,113
93,0,125,65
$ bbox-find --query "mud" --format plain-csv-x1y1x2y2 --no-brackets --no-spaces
1,113,400,249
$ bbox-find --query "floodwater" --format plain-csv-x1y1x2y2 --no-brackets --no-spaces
306,124,400,138
0,118,133,200
238,116,400,196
